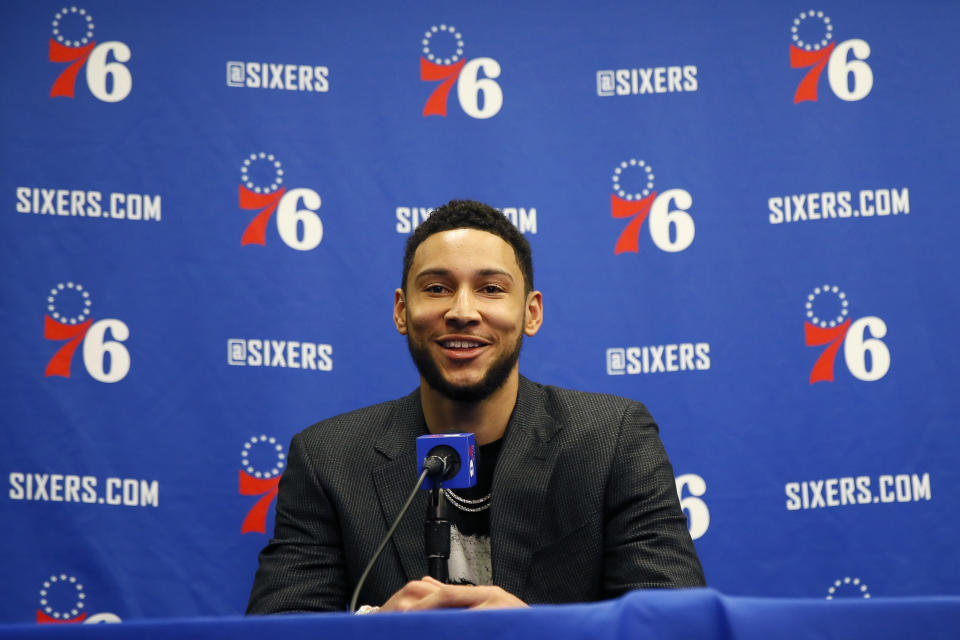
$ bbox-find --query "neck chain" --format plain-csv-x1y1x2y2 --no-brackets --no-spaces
442,488,491,513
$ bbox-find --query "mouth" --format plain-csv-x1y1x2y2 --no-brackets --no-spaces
439,339,485,349
436,337,489,360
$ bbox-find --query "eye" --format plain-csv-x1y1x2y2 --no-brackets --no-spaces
480,284,506,294
424,284,448,294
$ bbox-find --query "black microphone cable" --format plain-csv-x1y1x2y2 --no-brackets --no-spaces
349,451,457,612
349,464,433,613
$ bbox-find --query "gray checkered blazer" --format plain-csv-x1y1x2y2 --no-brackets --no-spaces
246,376,705,613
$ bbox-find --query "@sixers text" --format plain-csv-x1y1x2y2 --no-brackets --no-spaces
226,61,329,92
228,338,333,371
607,343,710,375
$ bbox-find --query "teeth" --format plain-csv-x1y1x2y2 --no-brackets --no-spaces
442,340,482,349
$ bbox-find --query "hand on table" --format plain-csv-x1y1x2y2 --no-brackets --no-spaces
379,576,528,612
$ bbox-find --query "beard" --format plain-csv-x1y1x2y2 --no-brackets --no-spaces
406,331,523,403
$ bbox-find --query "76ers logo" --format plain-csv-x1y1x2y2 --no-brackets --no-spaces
37,573,120,624
239,435,286,534
676,474,709,541
611,158,695,254
48,7,132,102
237,153,323,251
804,285,890,384
420,24,503,119
44,282,131,383
789,10,872,103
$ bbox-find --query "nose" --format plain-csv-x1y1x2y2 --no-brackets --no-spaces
445,287,481,326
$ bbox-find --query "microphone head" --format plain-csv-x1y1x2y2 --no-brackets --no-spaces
422,444,460,480
416,433,477,489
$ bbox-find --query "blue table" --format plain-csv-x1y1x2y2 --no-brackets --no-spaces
2,588,958,639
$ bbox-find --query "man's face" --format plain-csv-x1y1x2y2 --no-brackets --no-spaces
394,228,542,402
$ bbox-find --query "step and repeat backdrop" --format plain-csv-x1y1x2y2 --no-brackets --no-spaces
2,0,957,624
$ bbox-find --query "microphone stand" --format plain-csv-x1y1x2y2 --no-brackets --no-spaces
425,480,450,583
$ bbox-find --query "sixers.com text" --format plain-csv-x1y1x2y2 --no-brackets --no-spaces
16,187,161,222
769,188,908,224
9,472,159,508
785,472,931,510
397,206,537,234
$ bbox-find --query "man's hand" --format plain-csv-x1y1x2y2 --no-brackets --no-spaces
379,576,528,612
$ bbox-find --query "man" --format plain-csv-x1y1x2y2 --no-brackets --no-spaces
246,200,705,614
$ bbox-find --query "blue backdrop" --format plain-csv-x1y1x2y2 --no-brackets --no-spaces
2,0,957,624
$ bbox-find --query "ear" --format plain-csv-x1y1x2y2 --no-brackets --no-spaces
523,290,543,336
393,289,408,335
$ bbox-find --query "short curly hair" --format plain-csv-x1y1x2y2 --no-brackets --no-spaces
401,199,534,293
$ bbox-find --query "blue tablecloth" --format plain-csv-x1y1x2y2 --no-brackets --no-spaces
2,589,958,640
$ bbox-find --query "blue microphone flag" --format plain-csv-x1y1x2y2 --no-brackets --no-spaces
416,433,477,489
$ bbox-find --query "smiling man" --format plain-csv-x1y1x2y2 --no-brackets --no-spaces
246,200,705,614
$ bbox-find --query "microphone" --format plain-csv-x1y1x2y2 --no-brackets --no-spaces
421,445,460,480
348,432,479,611
416,433,477,489
416,433,477,583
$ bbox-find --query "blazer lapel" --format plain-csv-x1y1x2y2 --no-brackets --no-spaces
490,376,562,599
371,390,429,583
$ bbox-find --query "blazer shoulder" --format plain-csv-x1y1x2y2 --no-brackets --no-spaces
525,379,656,435
295,390,419,458
541,385,650,421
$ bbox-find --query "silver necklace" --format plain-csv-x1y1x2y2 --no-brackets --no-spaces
442,488,491,513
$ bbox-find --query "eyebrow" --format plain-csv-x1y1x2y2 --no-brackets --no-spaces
414,268,515,282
